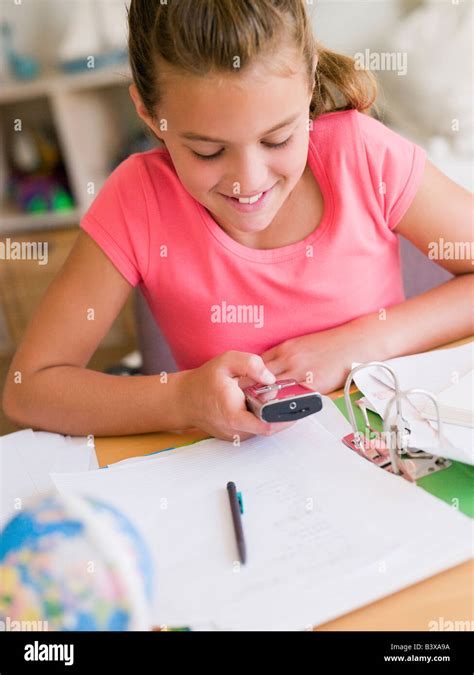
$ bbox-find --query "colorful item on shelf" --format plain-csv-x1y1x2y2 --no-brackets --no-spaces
9,175,74,214
0,21,40,81
7,127,74,214
10,128,60,174
51,187,74,212
60,50,128,75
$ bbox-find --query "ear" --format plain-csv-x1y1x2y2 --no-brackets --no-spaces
129,83,164,142
308,55,318,100
129,83,149,123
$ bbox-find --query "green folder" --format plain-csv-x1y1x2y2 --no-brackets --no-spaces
334,392,474,519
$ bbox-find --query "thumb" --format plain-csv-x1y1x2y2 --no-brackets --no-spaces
221,352,276,385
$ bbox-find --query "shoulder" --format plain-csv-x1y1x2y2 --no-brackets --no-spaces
353,111,423,167
309,109,367,170
311,109,427,232
311,108,359,129
311,108,416,155
110,147,176,188
312,108,425,183
115,147,189,208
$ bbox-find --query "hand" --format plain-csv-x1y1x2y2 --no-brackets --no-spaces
181,351,298,442
261,325,371,394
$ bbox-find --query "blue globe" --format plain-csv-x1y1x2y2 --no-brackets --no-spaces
0,493,154,631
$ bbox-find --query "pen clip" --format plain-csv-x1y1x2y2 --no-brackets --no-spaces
237,491,244,515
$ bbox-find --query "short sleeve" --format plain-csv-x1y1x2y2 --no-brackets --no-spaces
79,155,149,286
356,112,427,231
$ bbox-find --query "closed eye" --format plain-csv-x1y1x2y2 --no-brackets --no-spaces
192,136,292,161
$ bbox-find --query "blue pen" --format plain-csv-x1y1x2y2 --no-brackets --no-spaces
226,481,246,565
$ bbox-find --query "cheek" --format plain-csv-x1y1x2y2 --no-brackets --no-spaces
171,153,219,195
271,150,305,179
286,136,310,174
268,134,310,179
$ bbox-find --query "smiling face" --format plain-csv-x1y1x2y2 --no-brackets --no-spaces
130,51,314,246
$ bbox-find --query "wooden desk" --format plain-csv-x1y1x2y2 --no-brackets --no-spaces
95,337,473,631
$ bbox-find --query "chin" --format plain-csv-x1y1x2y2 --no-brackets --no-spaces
232,219,272,234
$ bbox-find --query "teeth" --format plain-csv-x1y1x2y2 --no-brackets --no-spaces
238,192,263,205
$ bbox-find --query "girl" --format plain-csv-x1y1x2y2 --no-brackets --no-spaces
3,0,472,441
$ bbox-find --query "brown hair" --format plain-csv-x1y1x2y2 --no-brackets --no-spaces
127,0,377,123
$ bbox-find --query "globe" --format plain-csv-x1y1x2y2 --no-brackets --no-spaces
0,493,154,631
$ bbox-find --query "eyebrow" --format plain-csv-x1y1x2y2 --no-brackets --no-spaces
179,113,300,143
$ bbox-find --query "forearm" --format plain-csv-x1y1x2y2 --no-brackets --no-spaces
3,365,192,436
349,273,474,361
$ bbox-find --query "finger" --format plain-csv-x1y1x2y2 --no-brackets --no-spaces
231,409,274,437
237,375,257,390
262,358,286,377
221,352,275,385
260,345,277,361
266,421,298,434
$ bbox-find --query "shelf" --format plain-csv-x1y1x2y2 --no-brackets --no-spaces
0,206,81,235
0,64,131,105
0,66,142,234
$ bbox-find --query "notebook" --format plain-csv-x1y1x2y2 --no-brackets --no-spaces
51,406,473,631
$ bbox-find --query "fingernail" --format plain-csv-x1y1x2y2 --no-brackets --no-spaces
261,369,276,384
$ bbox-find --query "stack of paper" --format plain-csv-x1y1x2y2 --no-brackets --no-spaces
0,429,98,527
421,369,473,428
51,399,473,631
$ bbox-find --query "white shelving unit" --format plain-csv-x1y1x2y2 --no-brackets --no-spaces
0,63,143,234
0,63,146,354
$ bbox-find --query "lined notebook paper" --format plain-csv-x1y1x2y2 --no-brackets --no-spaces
52,410,473,631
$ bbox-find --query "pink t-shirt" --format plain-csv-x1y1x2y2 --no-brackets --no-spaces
80,109,426,371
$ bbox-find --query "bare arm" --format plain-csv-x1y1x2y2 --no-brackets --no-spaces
2,231,190,436
349,159,474,358
261,160,473,394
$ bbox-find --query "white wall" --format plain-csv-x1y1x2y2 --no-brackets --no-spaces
0,0,128,71
1,0,407,69
309,0,406,54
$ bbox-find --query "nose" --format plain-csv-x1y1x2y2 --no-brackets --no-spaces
228,148,270,196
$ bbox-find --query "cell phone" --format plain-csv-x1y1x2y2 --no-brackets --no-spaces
243,379,323,423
